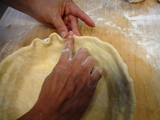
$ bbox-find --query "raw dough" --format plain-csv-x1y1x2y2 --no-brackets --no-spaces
0,33,136,120
129,0,145,3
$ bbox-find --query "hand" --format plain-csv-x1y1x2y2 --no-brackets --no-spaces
18,31,102,120
26,0,95,37
1,0,95,38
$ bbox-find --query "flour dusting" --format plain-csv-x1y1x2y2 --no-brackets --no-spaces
74,0,160,71
122,5,160,70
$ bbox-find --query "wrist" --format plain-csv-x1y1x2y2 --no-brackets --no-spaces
18,106,44,120
33,101,68,120
30,101,60,120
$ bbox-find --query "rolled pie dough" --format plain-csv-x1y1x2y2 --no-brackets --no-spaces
129,0,145,3
0,33,136,120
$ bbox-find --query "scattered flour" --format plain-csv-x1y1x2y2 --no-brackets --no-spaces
76,0,160,70
122,7,160,70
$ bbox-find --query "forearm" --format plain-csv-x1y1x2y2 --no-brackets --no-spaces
0,0,33,15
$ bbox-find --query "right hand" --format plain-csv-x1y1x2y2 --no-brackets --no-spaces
23,31,102,120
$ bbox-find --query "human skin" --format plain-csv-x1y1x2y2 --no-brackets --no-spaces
1,0,95,38
18,31,102,120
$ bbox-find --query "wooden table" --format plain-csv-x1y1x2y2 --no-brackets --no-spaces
0,0,160,119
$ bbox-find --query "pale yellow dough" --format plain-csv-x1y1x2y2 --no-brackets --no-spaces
129,0,145,3
0,33,136,120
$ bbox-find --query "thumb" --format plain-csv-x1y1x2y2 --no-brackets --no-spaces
52,15,68,38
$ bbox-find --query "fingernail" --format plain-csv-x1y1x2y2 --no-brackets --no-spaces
68,31,73,39
92,22,95,27
60,31,67,38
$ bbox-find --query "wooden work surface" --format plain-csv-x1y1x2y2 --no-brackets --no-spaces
0,0,160,119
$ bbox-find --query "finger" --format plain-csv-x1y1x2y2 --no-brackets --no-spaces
73,47,89,63
64,15,81,36
82,56,95,74
68,15,81,36
66,2,95,27
88,67,102,89
52,15,68,38
63,16,69,26
63,16,72,31
90,67,102,81
59,31,74,61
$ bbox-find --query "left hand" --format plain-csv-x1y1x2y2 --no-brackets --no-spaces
2,0,95,37
27,0,95,37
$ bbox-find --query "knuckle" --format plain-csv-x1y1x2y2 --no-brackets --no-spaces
62,48,70,53
56,24,64,30
87,56,95,65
